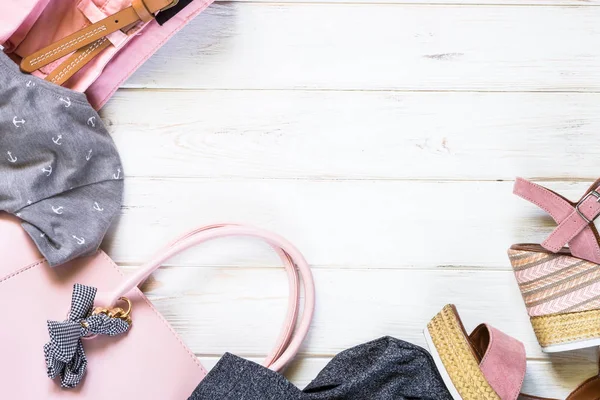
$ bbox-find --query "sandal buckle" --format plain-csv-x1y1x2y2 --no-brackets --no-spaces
576,190,600,224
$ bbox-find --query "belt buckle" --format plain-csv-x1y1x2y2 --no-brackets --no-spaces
160,0,180,11
576,190,600,224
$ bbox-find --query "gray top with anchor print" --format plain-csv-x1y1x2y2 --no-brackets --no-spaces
0,51,123,266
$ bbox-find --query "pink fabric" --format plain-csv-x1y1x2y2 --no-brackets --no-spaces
1,0,213,109
513,177,600,263
0,213,315,397
0,0,53,51
4,0,135,87
86,0,213,109
477,325,526,400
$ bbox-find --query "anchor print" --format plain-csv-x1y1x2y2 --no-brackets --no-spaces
73,235,86,245
41,165,53,176
6,151,17,163
52,206,64,215
40,233,46,238
86,149,93,161
52,135,63,145
12,116,25,128
87,117,96,127
113,168,121,179
27,200,32,205
93,202,104,212
59,97,71,108
26,80,35,88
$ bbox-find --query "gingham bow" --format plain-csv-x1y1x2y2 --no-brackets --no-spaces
44,284,131,388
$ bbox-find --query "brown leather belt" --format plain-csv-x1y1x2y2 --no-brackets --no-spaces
20,0,178,86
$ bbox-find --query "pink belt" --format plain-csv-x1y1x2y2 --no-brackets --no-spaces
1,0,213,109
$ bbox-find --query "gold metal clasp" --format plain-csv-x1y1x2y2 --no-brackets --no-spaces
160,0,179,12
92,297,133,325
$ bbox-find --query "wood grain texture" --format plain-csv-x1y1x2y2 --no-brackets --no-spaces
127,264,600,398
131,266,586,359
99,0,600,396
106,179,592,268
104,90,600,180
124,3,600,91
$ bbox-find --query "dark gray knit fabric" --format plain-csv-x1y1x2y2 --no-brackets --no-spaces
189,337,452,400
0,51,123,266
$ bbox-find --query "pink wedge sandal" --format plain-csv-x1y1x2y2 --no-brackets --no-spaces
424,304,600,400
508,178,600,353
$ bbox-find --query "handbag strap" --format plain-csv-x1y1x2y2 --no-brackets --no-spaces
20,0,178,86
96,224,315,372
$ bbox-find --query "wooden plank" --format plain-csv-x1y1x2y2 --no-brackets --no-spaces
135,266,597,361
198,356,598,398
105,90,600,180
106,179,589,268
124,265,600,366
123,3,600,91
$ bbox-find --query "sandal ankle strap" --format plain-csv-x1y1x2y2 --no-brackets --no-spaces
513,177,600,264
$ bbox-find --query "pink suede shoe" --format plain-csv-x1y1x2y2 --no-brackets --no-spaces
424,304,600,400
508,178,600,353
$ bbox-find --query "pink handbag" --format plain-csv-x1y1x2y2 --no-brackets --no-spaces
1,0,213,109
0,213,315,398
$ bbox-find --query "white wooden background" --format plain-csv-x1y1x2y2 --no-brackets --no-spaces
100,1,600,397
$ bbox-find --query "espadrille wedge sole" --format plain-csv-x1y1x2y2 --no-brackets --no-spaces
424,318,484,400
424,329,464,399
425,304,600,400
508,246,600,353
424,305,524,400
509,177,600,352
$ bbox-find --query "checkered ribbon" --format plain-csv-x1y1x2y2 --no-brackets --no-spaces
44,284,131,388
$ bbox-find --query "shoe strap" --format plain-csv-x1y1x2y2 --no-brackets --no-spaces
513,177,600,263
19,0,178,86
566,374,600,400
469,324,527,400
518,373,600,400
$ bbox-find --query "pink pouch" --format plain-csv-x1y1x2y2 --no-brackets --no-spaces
0,213,315,398
1,0,213,109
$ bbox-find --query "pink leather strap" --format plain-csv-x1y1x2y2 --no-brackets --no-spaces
513,177,600,263
97,224,315,372
471,324,526,400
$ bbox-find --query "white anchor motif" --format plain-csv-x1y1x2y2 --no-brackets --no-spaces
87,117,96,127
113,168,121,179
40,233,45,238
73,235,86,245
51,206,64,215
86,149,93,161
93,202,104,212
41,166,53,176
6,151,17,163
15,213,21,217
59,97,71,108
12,116,25,128
26,80,35,88
52,135,63,145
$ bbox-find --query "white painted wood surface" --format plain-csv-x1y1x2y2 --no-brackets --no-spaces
101,1,600,398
